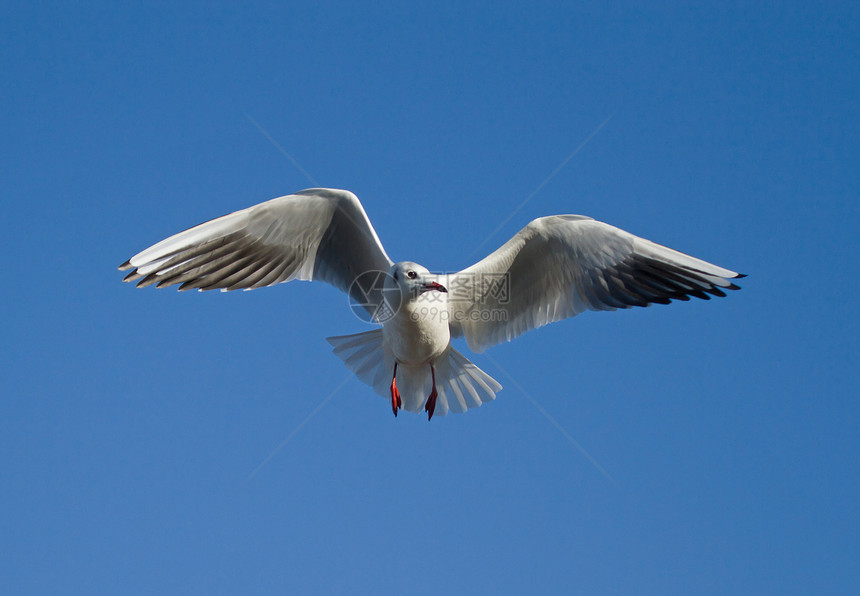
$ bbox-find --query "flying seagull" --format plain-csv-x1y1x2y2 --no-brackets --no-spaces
119,188,743,420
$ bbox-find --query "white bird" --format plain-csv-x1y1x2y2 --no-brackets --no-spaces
119,188,743,419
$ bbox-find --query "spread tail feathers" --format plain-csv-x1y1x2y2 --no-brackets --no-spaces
326,329,502,417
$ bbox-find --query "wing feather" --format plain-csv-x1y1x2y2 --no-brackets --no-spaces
448,216,744,352
119,188,393,314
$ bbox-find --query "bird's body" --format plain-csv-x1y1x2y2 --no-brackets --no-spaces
382,263,450,367
120,188,743,419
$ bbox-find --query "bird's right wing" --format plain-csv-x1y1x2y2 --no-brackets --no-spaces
119,188,394,317
446,215,744,353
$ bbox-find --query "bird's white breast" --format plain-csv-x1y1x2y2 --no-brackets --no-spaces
382,292,451,365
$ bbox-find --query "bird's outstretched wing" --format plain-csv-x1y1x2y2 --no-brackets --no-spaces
119,188,393,316
446,215,744,353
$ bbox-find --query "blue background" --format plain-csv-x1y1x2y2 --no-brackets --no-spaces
2,1,858,594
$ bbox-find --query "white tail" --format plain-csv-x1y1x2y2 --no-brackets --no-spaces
326,329,502,417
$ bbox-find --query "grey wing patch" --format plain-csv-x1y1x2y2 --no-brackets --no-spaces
121,231,308,292
119,189,393,304
449,215,744,352
311,203,391,310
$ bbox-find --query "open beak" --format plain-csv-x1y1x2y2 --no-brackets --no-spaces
422,281,448,293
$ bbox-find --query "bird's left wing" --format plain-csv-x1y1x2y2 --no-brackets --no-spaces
446,215,744,353
119,188,393,315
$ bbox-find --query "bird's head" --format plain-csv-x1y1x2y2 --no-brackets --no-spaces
386,262,447,301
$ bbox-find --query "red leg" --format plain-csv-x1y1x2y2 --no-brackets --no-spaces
390,362,401,417
425,364,438,421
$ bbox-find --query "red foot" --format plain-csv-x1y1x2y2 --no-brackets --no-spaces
390,363,401,417
425,365,438,421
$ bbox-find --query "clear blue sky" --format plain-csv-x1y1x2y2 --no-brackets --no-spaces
2,1,858,594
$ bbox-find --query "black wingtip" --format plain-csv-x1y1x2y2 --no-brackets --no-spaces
734,273,748,279
118,260,133,271
122,269,144,283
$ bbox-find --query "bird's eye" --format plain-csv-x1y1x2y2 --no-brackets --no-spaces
407,271,417,279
